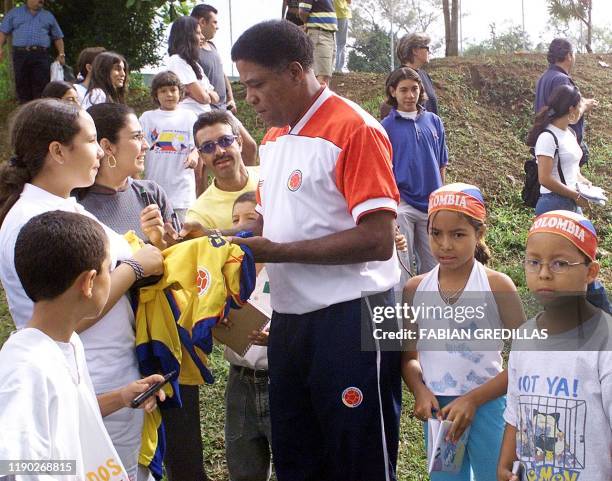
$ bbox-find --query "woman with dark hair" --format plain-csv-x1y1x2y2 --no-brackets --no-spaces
380,32,438,119
526,83,592,215
167,15,218,114
73,46,106,103
0,99,164,481
82,51,128,109
381,67,448,277
78,103,173,251
41,80,79,103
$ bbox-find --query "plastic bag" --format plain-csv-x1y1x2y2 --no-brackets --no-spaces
50,60,64,81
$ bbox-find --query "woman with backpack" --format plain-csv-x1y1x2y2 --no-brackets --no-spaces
526,83,610,313
526,83,592,215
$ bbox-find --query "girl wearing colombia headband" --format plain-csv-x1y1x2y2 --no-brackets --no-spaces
498,210,611,481
402,183,525,481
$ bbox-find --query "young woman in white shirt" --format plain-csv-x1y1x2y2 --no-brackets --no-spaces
82,51,129,110
73,46,106,104
526,83,592,216
166,15,219,115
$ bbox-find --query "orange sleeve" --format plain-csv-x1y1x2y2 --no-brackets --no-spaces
335,124,399,222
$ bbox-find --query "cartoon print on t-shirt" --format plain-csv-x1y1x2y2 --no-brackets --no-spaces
515,372,587,480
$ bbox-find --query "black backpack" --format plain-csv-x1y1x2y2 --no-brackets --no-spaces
521,129,566,208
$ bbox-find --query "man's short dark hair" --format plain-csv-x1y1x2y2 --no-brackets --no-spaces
15,211,108,302
231,20,313,71
191,4,218,21
193,110,240,144
547,38,573,64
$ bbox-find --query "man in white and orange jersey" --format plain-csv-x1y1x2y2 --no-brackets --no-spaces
224,20,402,481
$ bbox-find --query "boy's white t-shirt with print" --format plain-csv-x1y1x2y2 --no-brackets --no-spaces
535,124,582,194
166,54,214,115
139,108,198,209
0,329,129,481
504,311,612,481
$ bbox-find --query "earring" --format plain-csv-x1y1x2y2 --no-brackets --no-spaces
107,154,117,168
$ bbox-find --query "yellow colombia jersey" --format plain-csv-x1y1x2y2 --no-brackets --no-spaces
131,233,255,479
136,234,256,385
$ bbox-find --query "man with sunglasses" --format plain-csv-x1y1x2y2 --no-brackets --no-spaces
185,110,259,232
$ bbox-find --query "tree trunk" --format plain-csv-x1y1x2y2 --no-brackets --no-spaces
443,0,459,56
585,0,592,53
449,0,459,56
442,0,451,56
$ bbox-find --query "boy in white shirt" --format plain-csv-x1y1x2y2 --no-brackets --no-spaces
139,71,199,222
498,210,611,481
0,211,165,480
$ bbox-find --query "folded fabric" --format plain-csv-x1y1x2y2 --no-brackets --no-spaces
130,233,255,478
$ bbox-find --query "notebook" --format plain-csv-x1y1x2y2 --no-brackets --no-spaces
212,268,271,357
427,418,470,474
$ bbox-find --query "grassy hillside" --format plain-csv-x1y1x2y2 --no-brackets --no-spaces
0,54,609,480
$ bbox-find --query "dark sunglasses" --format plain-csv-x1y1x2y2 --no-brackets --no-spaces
198,134,237,154
419,45,430,52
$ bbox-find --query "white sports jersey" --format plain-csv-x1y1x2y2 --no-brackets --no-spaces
257,88,400,314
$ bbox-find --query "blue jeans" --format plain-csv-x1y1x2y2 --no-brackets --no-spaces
225,365,272,481
535,192,580,216
423,395,506,481
335,18,349,72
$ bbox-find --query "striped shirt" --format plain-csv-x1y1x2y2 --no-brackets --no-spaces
299,0,337,31
0,5,63,48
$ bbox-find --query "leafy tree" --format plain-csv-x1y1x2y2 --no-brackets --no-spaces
46,0,167,70
464,24,532,56
348,0,441,72
547,0,593,53
127,0,194,24
347,8,395,72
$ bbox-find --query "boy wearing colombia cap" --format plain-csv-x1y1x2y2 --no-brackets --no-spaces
497,210,612,481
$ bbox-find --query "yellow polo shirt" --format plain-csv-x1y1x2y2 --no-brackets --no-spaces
186,166,259,230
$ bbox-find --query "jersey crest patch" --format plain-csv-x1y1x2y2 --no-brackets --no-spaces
341,387,363,408
196,267,211,296
287,169,302,192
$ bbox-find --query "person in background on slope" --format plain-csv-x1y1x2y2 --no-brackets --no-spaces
381,32,438,119
190,3,258,167
534,38,598,166
382,67,448,278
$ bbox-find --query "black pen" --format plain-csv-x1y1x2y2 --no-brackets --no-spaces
130,370,176,408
